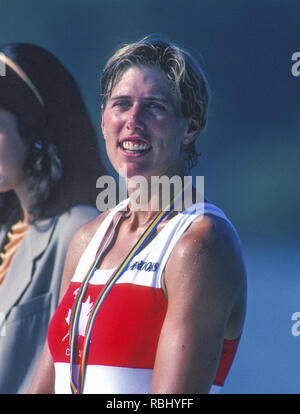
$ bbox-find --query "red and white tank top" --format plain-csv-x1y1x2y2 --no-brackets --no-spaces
48,199,241,394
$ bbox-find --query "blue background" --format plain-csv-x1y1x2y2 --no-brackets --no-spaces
1,0,299,393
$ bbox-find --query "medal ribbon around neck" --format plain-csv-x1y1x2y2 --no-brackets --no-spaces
69,182,191,394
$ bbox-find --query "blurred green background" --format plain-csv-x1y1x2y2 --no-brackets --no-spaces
1,0,299,393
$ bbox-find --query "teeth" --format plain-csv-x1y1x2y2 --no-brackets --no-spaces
122,141,150,151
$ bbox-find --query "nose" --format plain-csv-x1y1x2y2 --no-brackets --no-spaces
126,103,144,131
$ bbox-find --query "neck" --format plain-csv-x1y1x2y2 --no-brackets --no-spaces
125,172,188,228
14,182,32,224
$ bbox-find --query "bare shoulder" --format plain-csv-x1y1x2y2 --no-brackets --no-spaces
168,213,245,269
164,213,247,321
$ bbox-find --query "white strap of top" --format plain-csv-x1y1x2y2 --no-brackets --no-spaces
154,202,233,286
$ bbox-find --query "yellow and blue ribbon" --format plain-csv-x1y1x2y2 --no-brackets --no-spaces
69,183,190,394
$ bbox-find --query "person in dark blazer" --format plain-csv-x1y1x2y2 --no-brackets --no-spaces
0,43,105,393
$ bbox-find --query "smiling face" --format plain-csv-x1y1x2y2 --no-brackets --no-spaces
101,65,196,180
0,106,28,194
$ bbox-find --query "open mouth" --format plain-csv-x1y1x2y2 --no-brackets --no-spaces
120,140,152,154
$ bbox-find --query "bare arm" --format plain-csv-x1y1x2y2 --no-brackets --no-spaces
28,214,107,393
150,215,246,394
28,340,55,394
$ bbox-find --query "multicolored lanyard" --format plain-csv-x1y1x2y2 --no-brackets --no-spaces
69,205,128,394
69,184,190,394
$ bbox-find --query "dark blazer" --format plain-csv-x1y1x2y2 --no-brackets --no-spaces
0,205,99,394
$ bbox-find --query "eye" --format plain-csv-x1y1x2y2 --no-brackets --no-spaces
145,101,166,111
112,100,131,109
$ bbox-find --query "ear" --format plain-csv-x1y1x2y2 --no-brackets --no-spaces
181,117,200,146
101,104,106,140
